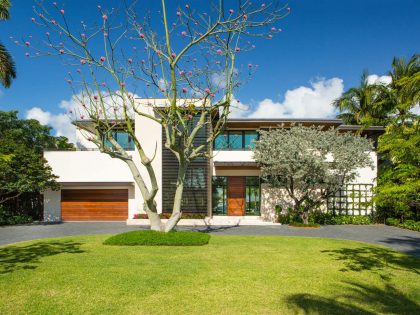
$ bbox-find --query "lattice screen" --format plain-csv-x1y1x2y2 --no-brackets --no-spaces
327,184,373,215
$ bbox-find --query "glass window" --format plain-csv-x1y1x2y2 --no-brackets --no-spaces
214,133,228,150
104,131,135,151
229,131,243,150
244,131,258,150
212,176,227,215
245,177,260,215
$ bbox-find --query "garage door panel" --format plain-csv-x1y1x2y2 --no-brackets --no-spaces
61,189,128,221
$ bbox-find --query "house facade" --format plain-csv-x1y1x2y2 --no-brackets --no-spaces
43,100,383,223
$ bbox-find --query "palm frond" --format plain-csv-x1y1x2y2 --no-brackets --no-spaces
0,0,11,20
0,41,16,88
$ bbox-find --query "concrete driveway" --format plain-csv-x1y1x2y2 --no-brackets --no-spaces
1,222,419,257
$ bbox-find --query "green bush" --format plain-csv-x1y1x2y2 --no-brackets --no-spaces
307,211,373,225
385,218,400,226
289,222,320,228
103,230,211,246
0,206,33,225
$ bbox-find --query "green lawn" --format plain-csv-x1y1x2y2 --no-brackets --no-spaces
0,235,419,315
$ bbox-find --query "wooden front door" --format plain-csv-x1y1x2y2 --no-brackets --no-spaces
61,189,128,221
227,177,245,216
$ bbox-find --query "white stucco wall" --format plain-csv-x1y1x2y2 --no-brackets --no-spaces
43,189,61,222
45,151,134,183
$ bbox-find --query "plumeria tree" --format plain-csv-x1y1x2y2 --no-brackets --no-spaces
21,0,289,231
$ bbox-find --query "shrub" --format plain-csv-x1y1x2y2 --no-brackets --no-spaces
103,230,211,246
385,218,400,226
0,206,33,225
276,206,301,224
400,220,420,232
289,222,320,228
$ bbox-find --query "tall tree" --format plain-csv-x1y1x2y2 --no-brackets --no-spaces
0,0,16,88
333,71,390,125
0,111,73,204
335,54,420,221
27,1,288,231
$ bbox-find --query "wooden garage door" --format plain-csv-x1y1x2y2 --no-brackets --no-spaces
61,189,128,221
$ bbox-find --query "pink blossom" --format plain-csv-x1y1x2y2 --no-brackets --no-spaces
182,88,187,93
120,82,125,87
187,114,193,119
268,34,273,39
51,20,56,25
235,47,240,52
80,115,85,119
181,31,187,36
205,88,211,94
14,41,18,44
252,45,255,49
176,11,181,16
49,44,53,47
76,69,81,73
248,63,252,68
278,28,282,32
80,59,86,64
59,49,64,54
97,5,101,10
188,71,192,75
261,3,266,7
185,4,189,9
100,56,106,62
229,9,234,14
93,95,98,101
156,50,161,55
81,33,86,38
271,27,276,31
46,32,50,36
128,58,133,63
103,32,108,37
179,70,185,75
60,9,65,14
102,14,107,20
171,52,176,58
139,33,144,38
25,52,30,57
216,61,220,64
141,59,145,63
101,82,107,87
216,49,223,54
210,93,215,97
66,79,72,84
31,17,35,22
53,2,57,6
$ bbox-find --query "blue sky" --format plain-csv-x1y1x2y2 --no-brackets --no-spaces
0,0,419,139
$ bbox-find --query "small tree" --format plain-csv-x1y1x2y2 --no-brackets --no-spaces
254,125,373,224
23,1,289,231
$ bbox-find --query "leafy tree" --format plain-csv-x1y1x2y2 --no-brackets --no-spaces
254,125,373,224
26,1,288,231
0,111,73,204
0,0,16,88
334,54,420,221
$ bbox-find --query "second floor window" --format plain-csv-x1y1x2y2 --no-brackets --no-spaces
104,131,135,151
214,131,258,150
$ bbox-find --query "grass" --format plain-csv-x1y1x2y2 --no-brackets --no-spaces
103,230,210,246
0,235,419,314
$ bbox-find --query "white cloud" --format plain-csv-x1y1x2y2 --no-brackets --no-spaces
367,74,392,85
26,107,76,143
233,77,344,119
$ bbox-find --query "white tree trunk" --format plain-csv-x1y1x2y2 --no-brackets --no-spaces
164,162,186,232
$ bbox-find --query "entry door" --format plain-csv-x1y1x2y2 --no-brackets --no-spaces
227,177,245,216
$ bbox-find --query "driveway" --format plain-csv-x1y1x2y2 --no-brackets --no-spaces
1,223,419,257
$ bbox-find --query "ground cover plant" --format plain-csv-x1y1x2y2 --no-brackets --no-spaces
0,235,419,314
386,218,420,232
103,230,210,246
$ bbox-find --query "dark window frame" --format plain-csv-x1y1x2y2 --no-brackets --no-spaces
213,130,259,151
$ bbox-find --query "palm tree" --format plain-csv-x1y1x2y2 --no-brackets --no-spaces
333,71,389,125
386,54,420,125
0,0,16,88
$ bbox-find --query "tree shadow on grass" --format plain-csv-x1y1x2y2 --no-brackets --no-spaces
287,281,420,314
320,246,420,279
0,240,85,274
